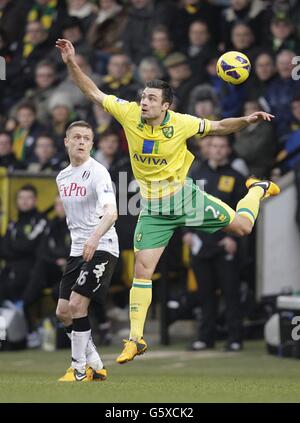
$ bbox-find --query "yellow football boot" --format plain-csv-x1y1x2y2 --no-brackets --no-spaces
116,338,147,364
58,367,93,382
58,367,75,382
86,367,107,381
246,177,280,199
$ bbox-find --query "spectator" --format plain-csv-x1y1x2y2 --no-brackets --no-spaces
137,57,163,87
183,135,246,352
47,93,76,153
11,102,45,162
150,25,174,64
25,0,68,42
169,0,221,47
93,131,137,314
230,22,259,62
264,14,299,55
122,0,165,64
55,54,101,119
233,100,277,177
0,131,26,171
87,0,127,54
187,84,221,158
91,103,116,136
27,134,66,173
188,84,221,120
94,130,131,183
221,0,267,48
276,96,300,172
93,127,135,243
100,53,139,101
290,96,300,133
94,130,120,170
0,185,47,305
184,20,217,78
245,52,276,100
6,20,54,103
0,0,28,45
21,60,58,125
50,16,93,72
67,0,98,33
163,52,200,112
265,49,300,142
202,56,245,118
23,195,71,348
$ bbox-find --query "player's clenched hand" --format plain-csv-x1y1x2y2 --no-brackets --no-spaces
83,237,99,262
55,38,76,64
246,111,275,124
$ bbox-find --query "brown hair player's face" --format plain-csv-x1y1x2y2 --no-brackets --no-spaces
65,126,93,163
140,88,168,120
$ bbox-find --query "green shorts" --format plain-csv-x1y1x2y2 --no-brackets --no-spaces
134,181,235,251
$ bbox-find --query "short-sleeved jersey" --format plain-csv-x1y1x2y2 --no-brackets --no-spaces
103,95,211,198
56,157,119,257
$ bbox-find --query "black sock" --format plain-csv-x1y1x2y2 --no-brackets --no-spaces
73,316,90,332
65,323,73,335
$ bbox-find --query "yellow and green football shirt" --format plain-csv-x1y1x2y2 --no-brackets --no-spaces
103,95,211,198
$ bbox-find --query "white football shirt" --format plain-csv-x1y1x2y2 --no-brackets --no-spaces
56,157,119,257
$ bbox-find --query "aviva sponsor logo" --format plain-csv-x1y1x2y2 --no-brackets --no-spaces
133,153,167,165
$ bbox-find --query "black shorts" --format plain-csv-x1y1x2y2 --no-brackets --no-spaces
59,251,118,303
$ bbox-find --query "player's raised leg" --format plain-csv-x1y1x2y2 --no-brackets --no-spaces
116,246,165,364
225,177,280,236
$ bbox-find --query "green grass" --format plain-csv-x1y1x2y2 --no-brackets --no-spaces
1,340,300,403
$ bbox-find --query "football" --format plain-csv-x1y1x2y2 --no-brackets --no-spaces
216,51,251,85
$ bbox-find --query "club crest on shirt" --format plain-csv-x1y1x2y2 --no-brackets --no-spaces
137,122,145,131
162,126,174,138
82,170,90,180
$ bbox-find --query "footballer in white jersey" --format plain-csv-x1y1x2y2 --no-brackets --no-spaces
56,157,119,258
56,120,119,382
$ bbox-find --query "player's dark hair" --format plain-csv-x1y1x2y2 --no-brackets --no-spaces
18,184,38,197
145,79,173,106
66,120,93,136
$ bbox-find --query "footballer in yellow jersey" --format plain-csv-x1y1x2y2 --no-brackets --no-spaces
103,94,211,198
56,38,280,365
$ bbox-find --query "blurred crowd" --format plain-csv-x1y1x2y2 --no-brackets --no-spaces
1,0,300,350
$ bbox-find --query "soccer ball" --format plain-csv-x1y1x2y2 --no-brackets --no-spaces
216,51,251,85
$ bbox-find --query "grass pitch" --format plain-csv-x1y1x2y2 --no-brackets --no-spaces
0,340,300,403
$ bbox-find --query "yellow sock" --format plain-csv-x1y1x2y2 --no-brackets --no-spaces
129,278,152,341
236,186,265,225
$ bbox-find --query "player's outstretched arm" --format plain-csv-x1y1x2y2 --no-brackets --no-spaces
83,204,118,262
208,112,275,136
56,38,106,105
